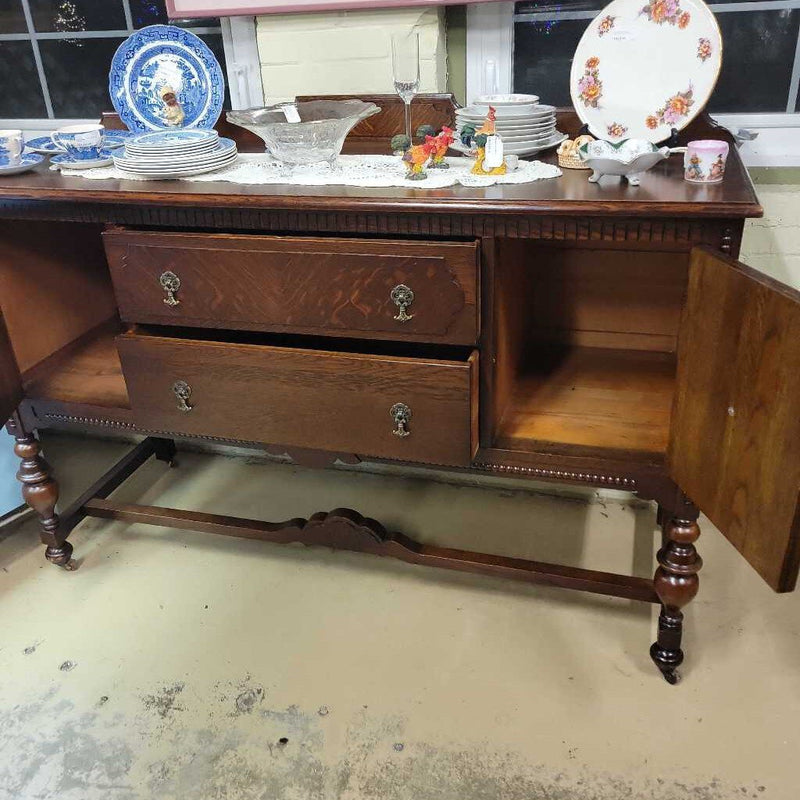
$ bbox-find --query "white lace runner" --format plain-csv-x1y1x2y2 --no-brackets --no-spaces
52,153,562,188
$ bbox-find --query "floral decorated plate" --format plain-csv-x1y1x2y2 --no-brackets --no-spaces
570,0,722,143
109,25,224,132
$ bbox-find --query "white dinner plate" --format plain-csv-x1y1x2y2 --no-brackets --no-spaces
115,151,238,174
450,132,567,158
457,104,555,120
462,121,556,135
115,156,238,179
116,138,235,167
499,128,557,143
476,93,539,107
570,0,722,142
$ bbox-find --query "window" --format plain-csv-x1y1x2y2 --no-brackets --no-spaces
0,1,263,128
466,0,800,165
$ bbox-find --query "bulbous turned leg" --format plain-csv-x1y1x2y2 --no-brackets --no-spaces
651,517,702,684
13,432,74,569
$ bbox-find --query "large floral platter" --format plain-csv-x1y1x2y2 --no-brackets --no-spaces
570,0,722,143
109,25,224,132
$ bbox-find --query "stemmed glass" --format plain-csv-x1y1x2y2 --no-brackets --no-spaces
392,32,420,144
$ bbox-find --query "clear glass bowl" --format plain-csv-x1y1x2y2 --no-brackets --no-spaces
226,100,381,166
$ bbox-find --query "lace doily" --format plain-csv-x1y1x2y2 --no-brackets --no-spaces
52,153,562,188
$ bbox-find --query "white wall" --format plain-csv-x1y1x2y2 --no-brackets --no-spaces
740,176,800,291
255,7,447,104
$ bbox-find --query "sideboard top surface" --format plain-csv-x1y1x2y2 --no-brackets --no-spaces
0,148,761,222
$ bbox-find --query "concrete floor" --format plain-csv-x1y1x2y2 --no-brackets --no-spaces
1,433,798,800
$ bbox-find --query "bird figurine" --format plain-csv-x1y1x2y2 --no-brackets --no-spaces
471,107,507,176
425,126,455,169
402,140,434,180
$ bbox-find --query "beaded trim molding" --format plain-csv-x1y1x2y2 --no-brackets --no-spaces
473,461,637,488
43,413,639,489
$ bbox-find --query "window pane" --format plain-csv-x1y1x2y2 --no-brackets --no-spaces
515,2,604,12
128,0,168,26
0,41,47,116
28,0,126,33
129,0,220,28
708,10,799,113
39,36,124,117
0,0,28,34
514,18,588,107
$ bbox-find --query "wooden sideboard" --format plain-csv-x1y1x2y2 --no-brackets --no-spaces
1,98,795,684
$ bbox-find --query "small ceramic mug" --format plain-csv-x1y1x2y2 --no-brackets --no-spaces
684,139,729,184
0,129,24,167
51,123,105,161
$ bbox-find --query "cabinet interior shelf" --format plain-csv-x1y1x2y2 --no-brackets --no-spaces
495,346,676,456
23,321,129,410
21,325,676,459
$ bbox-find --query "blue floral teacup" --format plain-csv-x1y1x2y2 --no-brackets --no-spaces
0,129,24,167
51,123,105,161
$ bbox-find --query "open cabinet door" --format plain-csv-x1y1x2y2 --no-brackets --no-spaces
669,247,800,592
0,310,22,424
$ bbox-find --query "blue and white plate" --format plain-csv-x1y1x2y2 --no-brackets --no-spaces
109,25,224,133
128,129,217,148
26,130,132,154
0,153,44,176
51,150,115,170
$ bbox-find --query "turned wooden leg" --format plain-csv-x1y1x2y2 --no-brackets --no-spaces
650,516,702,684
13,429,73,568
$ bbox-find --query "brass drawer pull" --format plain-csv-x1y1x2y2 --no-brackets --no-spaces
160,270,181,307
173,380,193,412
390,284,414,322
391,403,411,437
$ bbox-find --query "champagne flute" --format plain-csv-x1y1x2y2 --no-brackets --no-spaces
392,32,420,144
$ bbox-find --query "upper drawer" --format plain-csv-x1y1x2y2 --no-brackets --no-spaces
103,230,479,345
117,332,479,467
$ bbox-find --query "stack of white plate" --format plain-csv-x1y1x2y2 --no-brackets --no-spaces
113,129,238,178
454,94,565,157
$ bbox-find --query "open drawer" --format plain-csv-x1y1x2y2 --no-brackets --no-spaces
116,331,479,467
103,230,480,346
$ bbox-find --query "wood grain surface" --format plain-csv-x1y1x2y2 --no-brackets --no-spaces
0,220,117,373
0,312,21,423
668,247,800,591
117,331,478,466
496,346,676,454
103,230,479,344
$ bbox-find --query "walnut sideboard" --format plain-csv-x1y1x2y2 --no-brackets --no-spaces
1,103,796,684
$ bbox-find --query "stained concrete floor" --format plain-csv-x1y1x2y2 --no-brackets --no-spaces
1,432,799,800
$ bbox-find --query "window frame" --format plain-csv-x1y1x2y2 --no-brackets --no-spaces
0,8,263,134
465,0,800,166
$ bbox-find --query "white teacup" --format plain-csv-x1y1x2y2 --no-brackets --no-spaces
51,123,105,161
0,129,24,168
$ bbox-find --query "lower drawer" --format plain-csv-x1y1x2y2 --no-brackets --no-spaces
117,333,479,467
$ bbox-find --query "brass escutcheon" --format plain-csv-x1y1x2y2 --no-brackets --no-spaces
173,380,193,412
390,284,414,322
390,403,412,437
160,270,181,307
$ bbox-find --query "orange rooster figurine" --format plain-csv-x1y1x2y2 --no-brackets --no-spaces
402,140,434,180
471,107,507,176
425,126,455,169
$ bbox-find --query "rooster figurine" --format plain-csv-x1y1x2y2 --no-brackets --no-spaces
402,140,434,180
425,126,455,169
471,107,507,176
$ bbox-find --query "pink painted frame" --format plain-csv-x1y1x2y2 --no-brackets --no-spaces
166,0,491,17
